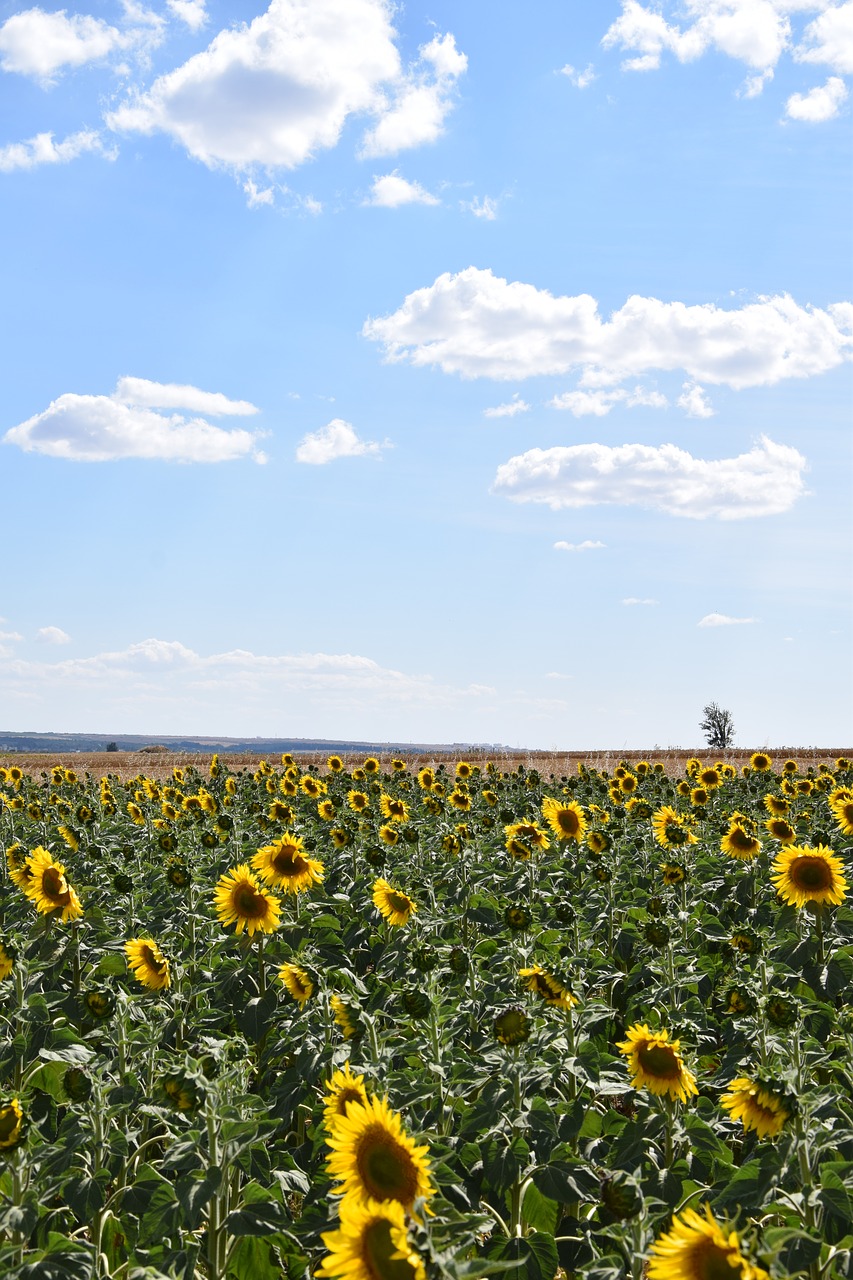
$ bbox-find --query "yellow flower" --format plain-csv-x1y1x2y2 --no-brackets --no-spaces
22,847,83,922
721,1077,789,1138
327,755,345,773
542,797,586,842
325,1094,434,1211
504,821,550,853
0,1098,25,1151
448,789,471,811
300,774,327,798
317,1196,426,1280
721,823,762,861
373,879,416,927
378,824,400,846
251,834,324,894
214,864,282,935
127,802,146,825
279,962,313,1006
764,794,788,817
652,806,697,849
363,758,380,775
771,845,848,908
125,938,171,990
617,1023,698,1102
348,790,370,813
750,752,773,773
648,1205,770,1280
318,800,336,821
379,794,409,823
830,796,853,837
519,964,576,1011
765,817,795,844
57,824,79,851
0,940,14,980
416,768,434,791
323,1062,370,1132
697,767,722,788
330,994,360,1040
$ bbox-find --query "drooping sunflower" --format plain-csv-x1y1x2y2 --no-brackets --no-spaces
771,845,848,908
519,964,576,1011
504,821,550,853
648,1205,770,1280
765,817,795,844
325,1095,434,1211
378,824,400,847
720,1077,790,1138
251,834,324,894
652,807,697,849
279,962,313,1006
721,823,762,861
0,940,15,981
323,1062,370,1132
617,1024,698,1103
330,994,361,1040
21,847,83,922
493,1006,531,1046
542,797,586,842
0,1098,25,1151
125,938,171,990
317,1196,425,1280
214,864,282,935
379,795,410,823
373,879,417,927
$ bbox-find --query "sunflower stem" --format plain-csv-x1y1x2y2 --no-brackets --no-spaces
257,933,267,997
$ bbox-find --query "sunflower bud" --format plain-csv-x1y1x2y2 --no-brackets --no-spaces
504,904,532,932
412,945,439,972
493,1006,531,1046
644,921,671,948
400,989,432,1019
765,994,798,1028
83,986,117,1021
113,872,134,894
63,1067,92,1103
161,1071,203,1113
600,1170,643,1220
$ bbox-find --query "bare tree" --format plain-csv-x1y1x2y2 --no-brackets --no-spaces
700,702,735,749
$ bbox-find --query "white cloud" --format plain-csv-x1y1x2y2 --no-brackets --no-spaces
243,178,276,207
360,33,467,157
554,539,606,550
113,376,259,416
37,626,70,644
559,62,596,87
739,66,775,95
0,8,125,81
602,1,792,73
295,418,388,464
0,129,111,172
0,629,23,642
0,630,23,659
484,395,530,418
545,671,573,679
796,3,853,74
4,384,264,463
493,435,807,520
167,0,207,31
698,612,757,625
364,267,853,387
461,195,498,219
677,381,715,417
107,2,465,174
367,171,439,207
623,597,658,605
785,73,848,116
550,385,669,415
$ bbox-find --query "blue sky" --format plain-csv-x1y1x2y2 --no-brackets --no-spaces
1,0,851,749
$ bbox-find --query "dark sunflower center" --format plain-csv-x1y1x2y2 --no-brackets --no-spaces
387,892,411,915
637,1043,680,1079
692,1240,743,1280
792,858,831,889
362,1219,417,1280
357,1126,418,1203
234,885,267,917
42,867,67,900
274,850,307,877
729,828,756,850
0,1106,21,1144
335,1086,366,1115
557,811,580,835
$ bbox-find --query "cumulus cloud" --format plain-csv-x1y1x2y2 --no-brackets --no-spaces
484,395,530,418
364,267,853,388
366,171,439,207
785,74,848,118
4,381,264,463
698,612,757,625
166,0,207,31
106,1,465,173
0,8,125,80
37,626,70,644
623,597,658,605
601,1,853,116
554,539,606,550
559,62,596,87
493,435,807,520
0,128,111,172
550,386,668,415
113,376,259,416
295,418,388,464
677,382,715,417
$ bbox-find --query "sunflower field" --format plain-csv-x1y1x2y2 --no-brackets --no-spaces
1,751,852,1280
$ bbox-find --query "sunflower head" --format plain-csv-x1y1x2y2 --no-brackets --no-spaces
373,879,416,927
21,847,83,923
722,984,757,1017
772,845,848,909
331,994,362,1041
161,1071,203,1113
600,1170,643,1221
519,964,576,1010
616,1023,698,1103
323,1063,371,1132
279,962,314,1006
648,1205,770,1280
644,921,672,948
729,927,761,956
764,994,798,1029
542,797,586,842
493,1006,531,1046
125,938,171,990
63,1067,92,1103
317,1196,426,1280
400,988,432,1019
0,1098,25,1152
0,939,16,981
214,864,282,936
721,1077,790,1138
251,837,324,896
722,824,762,861
324,1095,434,1211
504,904,532,932
750,753,773,773
83,986,117,1020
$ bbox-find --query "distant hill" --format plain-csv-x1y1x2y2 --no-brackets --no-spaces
0,731,511,754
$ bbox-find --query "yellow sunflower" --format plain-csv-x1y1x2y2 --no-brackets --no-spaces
125,938,171,990
830,797,853,837
698,767,722,788
648,1205,770,1280
251,835,325,894
771,845,848,908
327,755,345,773
721,824,762,861
542,797,586,842
448,789,471,812
652,807,697,849
720,1077,789,1138
214,864,282,935
763,794,788,817
279,962,313,1006
348,790,370,813
379,795,410,823
456,760,473,779
373,879,417,927
331,994,360,1040
504,821,551,852
317,1196,425,1280
750,753,773,773
519,964,576,1011
21,847,83,922
325,1095,434,1211
765,817,795,844
416,768,434,791
0,1098,24,1151
378,824,400,846
323,1062,370,1132
0,940,15,980
363,758,380,775
617,1023,698,1103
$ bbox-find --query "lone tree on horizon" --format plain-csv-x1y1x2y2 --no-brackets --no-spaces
700,702,735,749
